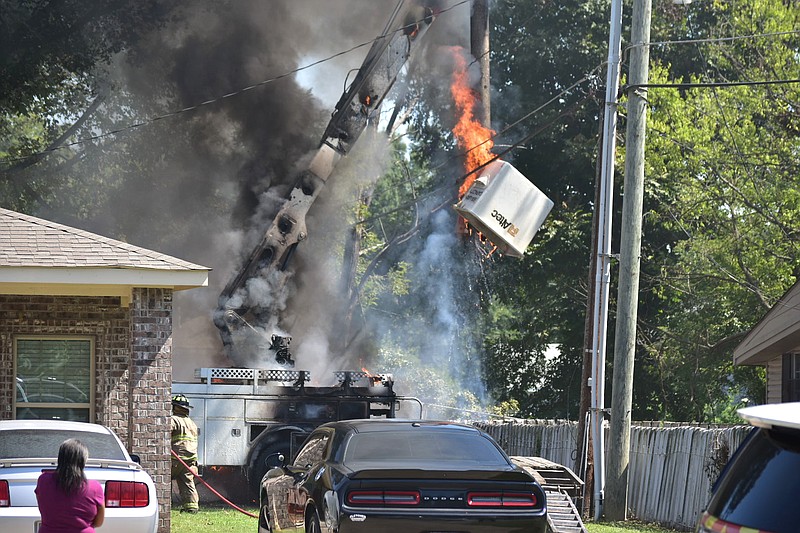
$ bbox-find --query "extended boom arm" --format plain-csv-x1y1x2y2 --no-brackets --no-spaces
214,1,437,362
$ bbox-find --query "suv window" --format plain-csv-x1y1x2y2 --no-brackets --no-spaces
705,426,800,532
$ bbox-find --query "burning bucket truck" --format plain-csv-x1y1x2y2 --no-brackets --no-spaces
172,0,553,497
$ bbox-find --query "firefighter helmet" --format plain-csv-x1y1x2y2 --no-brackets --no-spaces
172,394,193,409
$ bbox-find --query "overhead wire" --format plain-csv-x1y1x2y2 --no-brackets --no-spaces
634,13,800,315
5,0,797,286
626,29,800,54
354,65,604,228
624,78,800,92
0,0,472,168
360,27,800,228
2,5,794,169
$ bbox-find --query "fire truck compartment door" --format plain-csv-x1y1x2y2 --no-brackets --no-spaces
198,398,247,465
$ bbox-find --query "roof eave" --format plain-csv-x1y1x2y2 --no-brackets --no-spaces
0,266,209,291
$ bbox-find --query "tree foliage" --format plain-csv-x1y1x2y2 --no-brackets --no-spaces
632,0,800,420
0,0,175,114
477,0,798,421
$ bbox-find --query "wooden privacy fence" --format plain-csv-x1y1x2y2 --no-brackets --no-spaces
476,420,751,530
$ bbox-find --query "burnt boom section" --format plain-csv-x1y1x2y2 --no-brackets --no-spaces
214,1,438,363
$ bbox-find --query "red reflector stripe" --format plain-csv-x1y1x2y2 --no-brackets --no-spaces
347,490,420,506
0,480,9,507
105,481,150,508
467,491,537,508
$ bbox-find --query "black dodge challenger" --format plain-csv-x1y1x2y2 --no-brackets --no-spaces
258,418,547,533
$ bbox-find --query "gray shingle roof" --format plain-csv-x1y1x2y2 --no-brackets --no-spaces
0,207,209,271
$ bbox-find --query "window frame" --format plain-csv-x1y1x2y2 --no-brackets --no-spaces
13,335,95,422
794,353,800,381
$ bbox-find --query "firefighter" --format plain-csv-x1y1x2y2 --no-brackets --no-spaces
171,394,199,513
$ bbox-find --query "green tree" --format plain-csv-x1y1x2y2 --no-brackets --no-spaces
634,0,799,420
479,0,609,418
477,0,798,421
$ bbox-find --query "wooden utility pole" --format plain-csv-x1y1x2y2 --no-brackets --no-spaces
605,0,652,521
470,0,491,128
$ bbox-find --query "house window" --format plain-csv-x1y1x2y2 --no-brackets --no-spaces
795,353,800,381
783,353,800,402
14,337,94,422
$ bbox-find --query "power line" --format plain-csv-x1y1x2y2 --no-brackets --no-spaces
355,67,604,228
623,78,800,93
0,0,471,168
629,30,800,53
5,9,794,169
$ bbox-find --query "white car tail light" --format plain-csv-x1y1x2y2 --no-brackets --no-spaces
0,480,9,507
105,481,149,508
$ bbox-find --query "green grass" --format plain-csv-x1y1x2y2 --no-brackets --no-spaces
586,520,683,533
171,505,683,533
170,504,259,533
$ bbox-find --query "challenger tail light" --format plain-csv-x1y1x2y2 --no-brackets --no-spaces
105,481,149,508
0,480,9,507
467,491,538,508
347,490,420,506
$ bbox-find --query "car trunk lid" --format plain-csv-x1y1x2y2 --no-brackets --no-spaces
0,460,145,507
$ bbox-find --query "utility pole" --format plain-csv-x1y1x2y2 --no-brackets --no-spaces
605,0,652,521
470,0,490,128
589,0,623,521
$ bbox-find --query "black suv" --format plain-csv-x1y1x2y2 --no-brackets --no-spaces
696,402,800,533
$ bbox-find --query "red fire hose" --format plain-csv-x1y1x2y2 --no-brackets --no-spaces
170,449,258,519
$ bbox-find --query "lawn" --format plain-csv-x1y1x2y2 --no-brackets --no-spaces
170,504,259,533
586,521,683,533
170,505,683,533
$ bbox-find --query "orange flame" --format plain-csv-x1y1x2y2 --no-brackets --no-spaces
450,48,495,198
361,367,382,386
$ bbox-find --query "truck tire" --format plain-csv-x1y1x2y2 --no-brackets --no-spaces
248,441,287,496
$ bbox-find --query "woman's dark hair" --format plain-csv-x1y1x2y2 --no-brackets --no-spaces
56,439,88,495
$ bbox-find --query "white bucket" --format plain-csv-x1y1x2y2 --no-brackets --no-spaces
454,160,554,257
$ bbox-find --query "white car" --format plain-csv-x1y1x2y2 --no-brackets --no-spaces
0,420,158,533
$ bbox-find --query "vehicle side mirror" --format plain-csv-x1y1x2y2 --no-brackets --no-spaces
129,454,141,464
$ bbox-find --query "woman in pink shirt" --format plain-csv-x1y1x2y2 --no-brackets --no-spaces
35,438,105,533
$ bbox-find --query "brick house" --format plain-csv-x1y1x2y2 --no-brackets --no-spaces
0,207,210,533
734,279,800,404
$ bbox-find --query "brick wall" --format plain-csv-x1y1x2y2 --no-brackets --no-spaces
0,292,173,533
129,288,173,533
